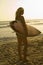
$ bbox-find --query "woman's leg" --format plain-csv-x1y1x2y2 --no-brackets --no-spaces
17,34,23,60
23,37,28,61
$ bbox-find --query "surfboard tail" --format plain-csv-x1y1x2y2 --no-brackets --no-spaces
26,25,41,37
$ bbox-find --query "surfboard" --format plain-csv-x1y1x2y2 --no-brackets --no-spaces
10,21,41,37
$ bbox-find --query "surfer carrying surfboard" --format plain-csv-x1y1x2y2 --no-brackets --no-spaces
10,6,41,65
15,7,28,63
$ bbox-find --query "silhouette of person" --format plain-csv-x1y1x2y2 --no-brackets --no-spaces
10,7,40,65
15,7,28,62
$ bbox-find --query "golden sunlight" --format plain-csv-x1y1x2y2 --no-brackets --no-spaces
0,0,43,21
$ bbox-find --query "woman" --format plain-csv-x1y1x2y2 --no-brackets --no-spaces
15,7,28,63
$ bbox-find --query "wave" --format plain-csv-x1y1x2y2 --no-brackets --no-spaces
0,25,10,28
0,22,43,28
29,23,43,25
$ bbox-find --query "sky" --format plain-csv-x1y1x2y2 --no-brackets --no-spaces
0,0,43,21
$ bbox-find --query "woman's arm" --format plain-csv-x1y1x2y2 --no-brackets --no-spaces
21,16,28,34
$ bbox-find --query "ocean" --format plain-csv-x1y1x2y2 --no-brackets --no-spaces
0,21,43,38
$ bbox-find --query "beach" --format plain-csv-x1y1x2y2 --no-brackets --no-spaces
0,33,43,65
0,22,43,65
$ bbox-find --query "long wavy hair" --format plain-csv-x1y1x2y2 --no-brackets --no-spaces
15,7,24,20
